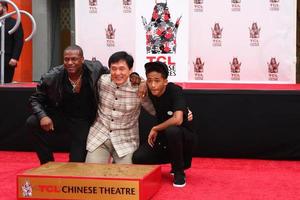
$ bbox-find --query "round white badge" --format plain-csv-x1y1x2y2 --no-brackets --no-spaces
167,111,173,116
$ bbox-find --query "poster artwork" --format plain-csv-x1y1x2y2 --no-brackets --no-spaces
212,23,222,47
268,57,279,81
123,0,132,13
193,57,204,80
270,0,280,11
105,24,116,47
193,0,203,12
142,1,182,76
231,0,241,11
230,57,241,80
89,0,97,13
249,22,260,46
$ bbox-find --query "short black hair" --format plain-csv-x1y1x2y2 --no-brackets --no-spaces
64,45,84,57
108,51,134,69
130,72,139,77
144,61,169,79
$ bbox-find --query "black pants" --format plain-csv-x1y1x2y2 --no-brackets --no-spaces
25,112,90,164
132,126,195,172
1,56,16,83
4,65,15,83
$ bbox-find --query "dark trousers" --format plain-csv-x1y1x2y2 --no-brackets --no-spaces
25,112,90,164
132,126,195,172
4,65,15,83
2,56,16,83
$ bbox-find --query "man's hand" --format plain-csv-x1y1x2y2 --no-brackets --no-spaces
148,127,158,147
188,109,193,121
137,80,147,98
9,59,18,67
40,116,54,132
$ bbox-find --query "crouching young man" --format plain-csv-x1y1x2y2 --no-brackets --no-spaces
132,61,195,187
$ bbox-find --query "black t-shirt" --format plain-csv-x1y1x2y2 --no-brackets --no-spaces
148,82,191,129
61,67,94,120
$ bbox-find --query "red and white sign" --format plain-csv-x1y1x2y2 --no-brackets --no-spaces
75,0,296,84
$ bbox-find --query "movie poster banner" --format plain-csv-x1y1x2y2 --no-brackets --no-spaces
135,0,189,82
189,0,296,83
75,0,296,84
75,0,136,67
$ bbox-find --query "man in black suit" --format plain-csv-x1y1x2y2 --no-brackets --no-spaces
0,2,24,83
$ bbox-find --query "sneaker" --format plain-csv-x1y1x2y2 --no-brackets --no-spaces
173,172,186,187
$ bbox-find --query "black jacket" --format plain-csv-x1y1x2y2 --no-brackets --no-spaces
29,60,108,124
2,17,24,60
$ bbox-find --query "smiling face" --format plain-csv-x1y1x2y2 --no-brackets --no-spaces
110,60,132,86
130,73,141,86
63,49,84,77
146,71,167,97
